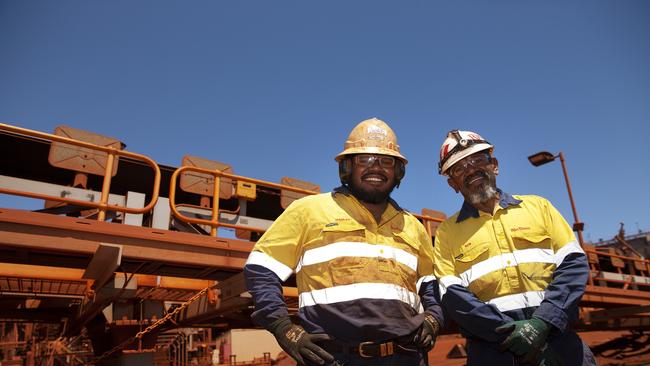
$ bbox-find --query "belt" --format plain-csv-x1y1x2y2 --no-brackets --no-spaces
319,336,418,358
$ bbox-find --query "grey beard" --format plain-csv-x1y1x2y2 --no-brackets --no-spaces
468,185,498,206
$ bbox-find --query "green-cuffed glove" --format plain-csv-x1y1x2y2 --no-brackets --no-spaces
495,317,551,362
267,317,334,366
413,311,441,351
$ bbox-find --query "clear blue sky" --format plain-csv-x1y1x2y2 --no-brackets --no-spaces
1,1,649,243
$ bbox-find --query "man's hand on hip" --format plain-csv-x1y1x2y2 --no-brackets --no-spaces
495,317,551,361
414,311,441,351
268,317,335,366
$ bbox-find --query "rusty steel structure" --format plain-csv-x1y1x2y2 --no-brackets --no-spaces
1,122,649,365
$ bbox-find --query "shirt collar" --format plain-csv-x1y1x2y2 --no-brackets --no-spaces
333,185,404,212
456,188,522,223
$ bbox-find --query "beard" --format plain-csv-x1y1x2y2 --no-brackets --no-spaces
464,170,498,206
348,179,396,204
468,184,498,206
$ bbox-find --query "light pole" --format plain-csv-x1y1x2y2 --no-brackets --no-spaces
528,151,585,246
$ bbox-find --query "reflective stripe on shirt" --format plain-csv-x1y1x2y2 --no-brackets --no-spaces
246,250,293,281
434,194,585,311
487,290,545,312
454,240,584,290
296,241,418,273
438,275,463,297
247,189,438,340
554,240,584,266
458,248,555,286
416,275,437,293
298,282,424,313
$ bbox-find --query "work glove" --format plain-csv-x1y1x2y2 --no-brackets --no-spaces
495,317,551,363
267,316,335,366
533,343,564,366
413,311,441,351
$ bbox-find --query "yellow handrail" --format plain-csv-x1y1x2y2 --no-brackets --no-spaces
0,123,161,220
169,165,319,236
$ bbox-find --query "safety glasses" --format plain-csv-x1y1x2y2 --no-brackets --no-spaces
449,153,492,178
354,154,396,168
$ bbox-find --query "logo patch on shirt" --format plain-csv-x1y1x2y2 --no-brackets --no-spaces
454,253,464,260
325,222,339,227
510,226,531,232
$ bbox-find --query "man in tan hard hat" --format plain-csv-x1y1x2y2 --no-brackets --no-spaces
432,130,595,366
244,118,443,365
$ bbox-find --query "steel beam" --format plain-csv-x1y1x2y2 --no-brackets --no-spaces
83,243,123,290
0,208,251,277
0,308,74,323
585,305,650,322
582,285,650,307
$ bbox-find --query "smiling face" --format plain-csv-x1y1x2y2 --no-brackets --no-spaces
447,152,499,206
348,154,398,204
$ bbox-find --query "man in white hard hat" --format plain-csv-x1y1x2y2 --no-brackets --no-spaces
432,130,596,366
244,118,443,365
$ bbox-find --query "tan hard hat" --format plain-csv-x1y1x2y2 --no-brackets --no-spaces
335,118,408,164
438,130,493,175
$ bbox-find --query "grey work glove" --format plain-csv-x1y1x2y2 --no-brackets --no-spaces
267,317,335,366
413,311,441,352
495,317,551,363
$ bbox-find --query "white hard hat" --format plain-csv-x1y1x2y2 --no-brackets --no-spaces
438,130,493,175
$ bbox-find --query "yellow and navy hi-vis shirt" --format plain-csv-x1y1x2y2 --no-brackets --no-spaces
244,186,442,342
433,190,589,341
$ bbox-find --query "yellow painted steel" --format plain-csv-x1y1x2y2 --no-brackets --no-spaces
236,181,257,200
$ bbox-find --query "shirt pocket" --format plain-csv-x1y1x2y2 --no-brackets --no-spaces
319,221,367,245
452,242,490,276
316,222,369,286
511,229,552,251
330,256,373,286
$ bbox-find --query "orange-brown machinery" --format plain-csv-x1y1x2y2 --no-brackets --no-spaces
0,123,649,365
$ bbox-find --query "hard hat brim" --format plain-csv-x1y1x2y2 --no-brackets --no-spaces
440,143,492,175
335,147,408,164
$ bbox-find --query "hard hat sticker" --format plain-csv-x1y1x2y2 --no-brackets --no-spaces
366,125,387,140
367,125,387,136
